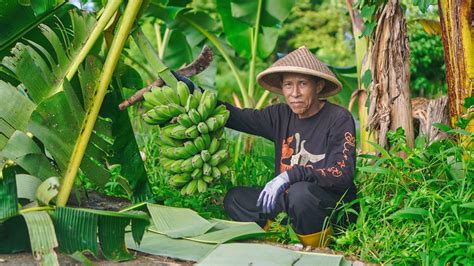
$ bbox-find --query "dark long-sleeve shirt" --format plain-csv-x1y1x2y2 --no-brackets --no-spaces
223,101,357,197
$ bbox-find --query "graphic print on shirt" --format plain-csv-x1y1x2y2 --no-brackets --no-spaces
280,133,325,172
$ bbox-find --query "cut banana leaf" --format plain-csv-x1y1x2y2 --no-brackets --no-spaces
196,243,300,266
22,211,59,265
125,231,216,262
295,251,351,266
147,204,216,238
197,243,349,266
185,222,266,244
51,207,149,261
0,165,18,220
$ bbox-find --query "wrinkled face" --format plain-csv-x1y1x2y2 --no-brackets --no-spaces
281,73,325,117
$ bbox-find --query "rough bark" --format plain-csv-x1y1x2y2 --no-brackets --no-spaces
437,0,474,132
367,0,414,148
412,96,450,143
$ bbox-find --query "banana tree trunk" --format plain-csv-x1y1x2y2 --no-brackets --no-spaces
438,0,474,133
367,0,414,148
345,0,374,153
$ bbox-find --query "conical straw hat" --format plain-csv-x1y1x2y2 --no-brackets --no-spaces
256,46,342,98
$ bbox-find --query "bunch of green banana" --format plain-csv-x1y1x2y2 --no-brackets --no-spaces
141,81,232,195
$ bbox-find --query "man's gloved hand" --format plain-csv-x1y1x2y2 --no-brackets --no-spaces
172,71,198,93
256,171,290,213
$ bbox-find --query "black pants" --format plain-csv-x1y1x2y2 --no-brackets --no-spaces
224,182,353,235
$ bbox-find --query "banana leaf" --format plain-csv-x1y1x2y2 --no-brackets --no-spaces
147,203,216,238
197,243,350,266
52,207,150,261
0,165,18,220
1,9,150,200
125,231,216,262
21,211,59,265
184,219,266,244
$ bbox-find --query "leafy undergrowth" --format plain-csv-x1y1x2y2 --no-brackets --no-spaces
332,128,473,265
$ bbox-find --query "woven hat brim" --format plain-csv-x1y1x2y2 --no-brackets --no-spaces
256,66,343,98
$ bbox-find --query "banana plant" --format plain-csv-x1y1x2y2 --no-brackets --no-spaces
0,3,150,205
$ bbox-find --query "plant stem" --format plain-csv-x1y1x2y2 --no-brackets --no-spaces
57,0,144,206
159,28,172,60
132,28,177,89
180,15,251,108
19,206,54,214
248,0,263,99
154,23,162,56
255,90,270,109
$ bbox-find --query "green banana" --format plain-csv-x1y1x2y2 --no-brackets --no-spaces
177,113,194,127
162,85,180,105
193,136,206,151
205,117,219,132
168,125,188,140
209,150,229,166
151,86,172,105
184,141,199,155
143,91,161,106
161,147,181,160
188,109,202,124
159,135,184,147
202,163,212,176
208,138,220,154
169,173,192,187
212,104,227,116
186,179,198,195
142,113,162,125
168,103,186,116
160,157,175,169
202,175,213,183
181,157,194,172
201,150,211,162
214,114,229,128
185,94,200,111
197,100,212,121
176,81,190,106
217,164,230,175
185,125,199,139
211,166,221,180
201,134,211,149
197,179,207,193
191,168,203,179
191,154,204,169
197,122,209,134
193,89,203,102
170,159,185,173
211,127,225,139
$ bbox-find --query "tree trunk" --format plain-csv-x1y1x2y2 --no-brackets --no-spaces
412,96,450,143
437,0,474,133
367,0,414,148
345,0,374,153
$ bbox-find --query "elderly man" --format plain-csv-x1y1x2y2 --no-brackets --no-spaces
178,46,357,247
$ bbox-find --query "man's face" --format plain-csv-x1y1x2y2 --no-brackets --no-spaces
281,73,324,117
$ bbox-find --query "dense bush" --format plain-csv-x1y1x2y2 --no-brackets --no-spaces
334,128,473,264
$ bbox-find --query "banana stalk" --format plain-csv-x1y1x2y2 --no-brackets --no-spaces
57,0,144,206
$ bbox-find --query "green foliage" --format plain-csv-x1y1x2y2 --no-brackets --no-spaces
408,24,446,98
333,128,473,264
267,212,300,245
278,0,355,66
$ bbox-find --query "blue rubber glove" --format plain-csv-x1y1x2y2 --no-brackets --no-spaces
256,171,290,214
172,71,198,93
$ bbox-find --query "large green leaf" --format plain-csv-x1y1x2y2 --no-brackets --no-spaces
0,81,35,149
186,219,266,244
21,211,59,265
52,207,149,261
125,231,216,262
147,204,216,238
0,165,18,220
217,0,294,59
1,10,150,199
0,0,68,54
197,243,349,266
